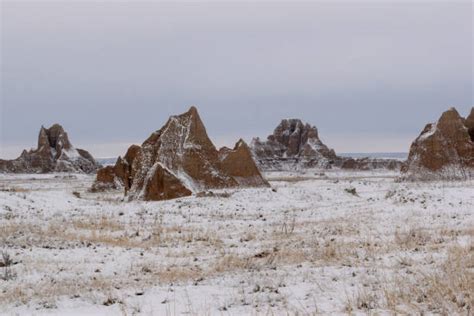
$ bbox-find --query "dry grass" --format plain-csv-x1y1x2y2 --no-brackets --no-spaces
394,227,433,250
0,187,30,193
0,175,472,315
0,275,116,307
267,176,321,183
377,242,474,315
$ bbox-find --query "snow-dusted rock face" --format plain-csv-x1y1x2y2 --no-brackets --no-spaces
251,119,402,171
91,144,140,192
127,106,237,200
340,157,402,171
0,124,101,174
401,107,474,180
251,119,338,170
93,107,268,201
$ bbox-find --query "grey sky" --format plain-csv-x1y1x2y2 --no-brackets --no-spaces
1,1,472,158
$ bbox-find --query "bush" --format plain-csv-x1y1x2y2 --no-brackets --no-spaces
1,250,14,281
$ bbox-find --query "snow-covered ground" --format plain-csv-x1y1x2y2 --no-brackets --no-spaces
0,170,472,315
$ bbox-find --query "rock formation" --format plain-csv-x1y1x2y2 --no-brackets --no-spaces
251,119,338,170
466,107,474,142
92,107,268,200
0,124,101,174
340,157,402,171
251,119,402,171
401,107,474,180
92,145,140,192
219,139,269,187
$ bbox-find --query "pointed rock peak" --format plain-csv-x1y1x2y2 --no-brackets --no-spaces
437,107,465,132
179,106,201,122
167,106,206,134
187,105,199,116
439,107,461,121
38,126,51,148
220,139,269,188
124,145,141,163
235,138,248,149
187,105,203,122
466,107,474,123
93,106,273,200
185,106,205,129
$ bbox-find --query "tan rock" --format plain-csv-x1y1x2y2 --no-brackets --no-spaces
401,107,474,180
91,144,141,192
141,163,192,201
127,106,237,201
219,139,269,187
465,107,474,141
93,106,268,201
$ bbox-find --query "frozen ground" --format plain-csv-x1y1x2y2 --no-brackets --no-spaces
0,170,472,315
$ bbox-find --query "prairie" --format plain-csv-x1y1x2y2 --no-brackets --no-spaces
0,171,472,315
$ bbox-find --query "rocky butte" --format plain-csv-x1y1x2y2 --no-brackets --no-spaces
0,124,101,174
401,107,474,180
92,106,269,200
251,119,402,171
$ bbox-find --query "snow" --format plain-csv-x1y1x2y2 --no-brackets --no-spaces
0,170,472,315
176,168,201,192
418,123,437,141
307,138,324,151
62,148,81,160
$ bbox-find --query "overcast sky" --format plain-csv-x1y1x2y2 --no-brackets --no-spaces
1,1,472,158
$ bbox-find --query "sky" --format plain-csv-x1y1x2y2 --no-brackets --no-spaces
1,1,473,158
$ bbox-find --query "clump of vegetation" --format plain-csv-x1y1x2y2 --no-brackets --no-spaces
344,187,358,196
196,191,232,198
385,189,396,199
1,250,14,281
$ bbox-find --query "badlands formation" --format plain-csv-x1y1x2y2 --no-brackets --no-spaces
401,107,474,180
0,124,100,174
0,106,472,315
93,107,268,200
1,107,472,183
251,119,402,171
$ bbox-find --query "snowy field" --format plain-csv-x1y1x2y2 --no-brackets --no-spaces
0,170,472,315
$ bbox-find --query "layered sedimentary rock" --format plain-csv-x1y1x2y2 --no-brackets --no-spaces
0,124,100,174
251,119,338,170
466,108,474,141
92,145,140,192
93,107,268,200
401,107,474,180
340,157,402,171
251,119,401,171
219,139,269,187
